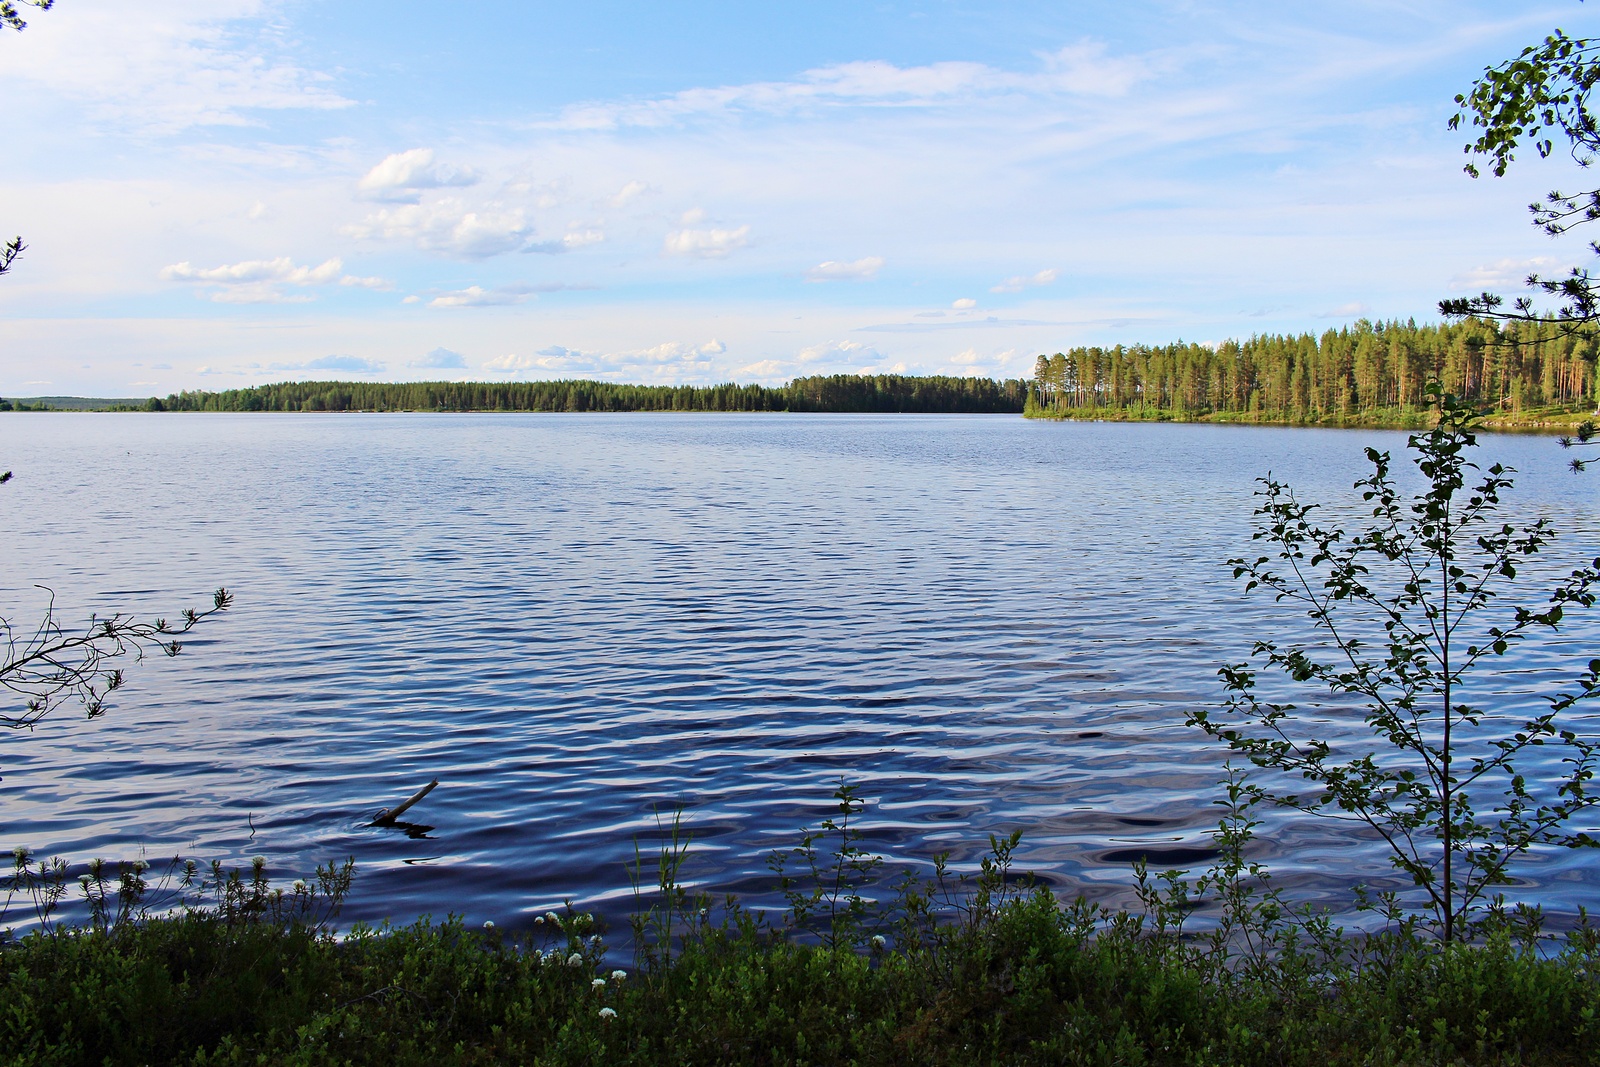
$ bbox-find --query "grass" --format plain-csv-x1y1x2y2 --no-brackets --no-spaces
4,788,1600,1066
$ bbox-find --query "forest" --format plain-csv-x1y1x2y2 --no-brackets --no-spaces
145,373,1030,415
1026,317,1598,422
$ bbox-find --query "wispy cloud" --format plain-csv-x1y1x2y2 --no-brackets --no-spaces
805,256,884,282
160,256,387,303
486,339,728,377
264,354,386,374
991,268,1059,294
424,281,595,308
408,347,468,369
2,0,354,133
1448,256,1564,292
550,42,1150,130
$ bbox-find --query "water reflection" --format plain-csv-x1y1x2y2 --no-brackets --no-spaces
0,413,1596,931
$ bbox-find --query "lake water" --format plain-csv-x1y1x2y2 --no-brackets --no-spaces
2,412,1598,931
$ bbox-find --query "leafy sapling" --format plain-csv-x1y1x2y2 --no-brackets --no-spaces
1191,385,1600,941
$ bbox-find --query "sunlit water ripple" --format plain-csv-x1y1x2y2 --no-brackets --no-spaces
2,412,1597,931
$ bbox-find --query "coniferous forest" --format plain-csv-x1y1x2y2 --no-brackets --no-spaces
14,318,1596,427
1025,317,1598,424
145,374,1030,414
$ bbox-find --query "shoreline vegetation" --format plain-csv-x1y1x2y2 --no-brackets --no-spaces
4,798,1599,1066
1024,318,1600,433
0,374,1030,416
2,319,1599,431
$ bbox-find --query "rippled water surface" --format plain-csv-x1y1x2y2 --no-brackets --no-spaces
3,412,1598,928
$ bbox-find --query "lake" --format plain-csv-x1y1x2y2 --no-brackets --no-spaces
2,412,1597,931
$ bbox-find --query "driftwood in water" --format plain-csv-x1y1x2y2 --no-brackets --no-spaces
372,779,439,826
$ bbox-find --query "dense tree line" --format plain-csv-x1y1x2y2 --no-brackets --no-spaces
146,374,1029,415
1027,318,1598,419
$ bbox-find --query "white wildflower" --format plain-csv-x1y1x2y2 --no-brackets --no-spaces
566,952,583,968
610,969,627,982
483,920,495,930
544,911,559,924
871,935,887,950
592,978,606,989
534,915,545,925
598,1007,617,1021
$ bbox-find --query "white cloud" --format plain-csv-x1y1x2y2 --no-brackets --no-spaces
1,0,354,133
797,339,881,364
990,269,1060,293
663,225,751,258
160,256,381,303
610,180,650,207
161,257,342,286
486,339,728,377
737,359,790,380
429,285,534,309
952,297,977,310
1318,301,1370,319
338,274,392,290
344,199,538,259
805,256,884,282
265,354,386,374
357,149,482,203
551,44,1151,130
562,228,606,249
409,347,468,369
1448,257,1564,293
424,281,594,308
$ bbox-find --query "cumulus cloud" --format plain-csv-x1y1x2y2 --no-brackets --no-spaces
160,256,386,303
357,148,482,203
1448,257,1563,293
663,225,750,258
344,199,539,259
265,355,387,374
409,347,468,369
990,268,1059,293
805,257,885,282
797,339,881,365
737,359,790,380
952,297,977,310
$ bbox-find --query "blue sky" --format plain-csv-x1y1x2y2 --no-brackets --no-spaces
2,1,1597,395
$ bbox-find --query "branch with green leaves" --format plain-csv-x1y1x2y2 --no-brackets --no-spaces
1443,27,1600,332
1190,386,1600,941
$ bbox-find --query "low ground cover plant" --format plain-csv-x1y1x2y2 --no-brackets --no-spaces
3,784,1600,1066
